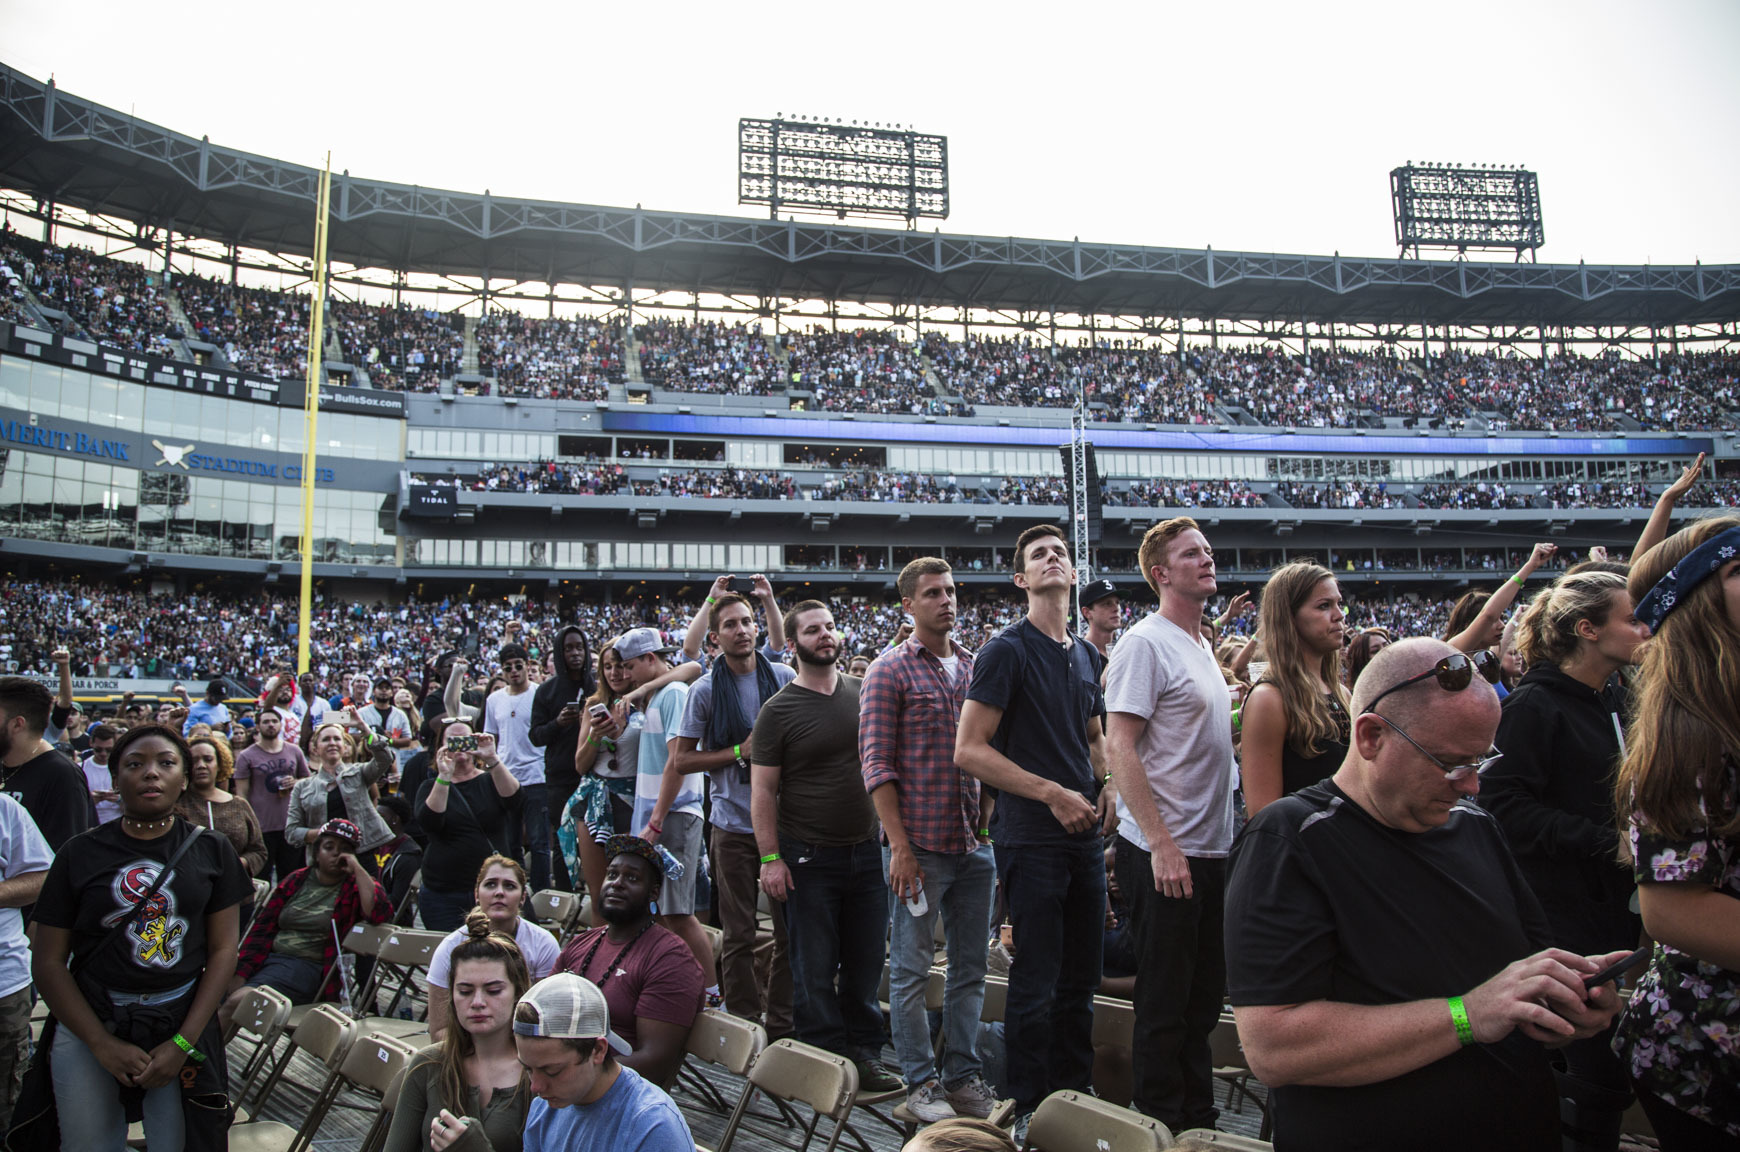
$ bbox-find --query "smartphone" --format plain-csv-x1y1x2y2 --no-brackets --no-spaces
727,576,755,594
1583,944,1652,992
588,703,611,725
447,734,478,753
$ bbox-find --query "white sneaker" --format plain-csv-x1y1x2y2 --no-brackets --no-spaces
945,1074,996,1119
1012,1111,1034,1148
906,1078,958,1123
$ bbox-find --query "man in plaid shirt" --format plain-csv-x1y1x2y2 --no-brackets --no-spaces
859,557,998,1123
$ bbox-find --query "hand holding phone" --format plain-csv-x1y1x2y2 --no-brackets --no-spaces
447,734,478,754
1582,944,1652,993
727,576,755,594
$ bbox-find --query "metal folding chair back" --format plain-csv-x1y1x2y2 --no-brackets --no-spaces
337,1032,423,1152
1026,1090,1172,1152
529,888,582,936
223,984,294,1101
676,1008,766,1115
715,1038,859,1152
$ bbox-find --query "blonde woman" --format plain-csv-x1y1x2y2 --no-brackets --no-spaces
1238,562,1351,815
284,706,397,868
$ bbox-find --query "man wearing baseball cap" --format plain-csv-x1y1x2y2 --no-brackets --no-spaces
1079,579,1123,660
513,973,693,1151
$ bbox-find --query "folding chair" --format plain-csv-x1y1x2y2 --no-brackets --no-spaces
1025,1089,1172,1152
232,1028,419,1152
357,927,445,1021
239,1003,363,1134
676,1007,768,1116
715,1038,861,1152
1091,996,1136,1107
528,888,583,937
225,984,295,1111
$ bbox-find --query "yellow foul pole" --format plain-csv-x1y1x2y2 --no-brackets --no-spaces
297,155,332,674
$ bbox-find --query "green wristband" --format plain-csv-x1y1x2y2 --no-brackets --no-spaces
707,596,718,605
734,743,742,759
760,852,781,864
1510,574,1525,586
172,1032,206,1063
435,776,454,786
1447,995,1474,1046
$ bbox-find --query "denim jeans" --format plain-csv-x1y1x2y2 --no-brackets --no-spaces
885,842,995,1088
53,1013,185,1151
779,836,890,1062
418,885,474,932
1115,838,1225,1131
517,783,552,893
996,837,1104,1112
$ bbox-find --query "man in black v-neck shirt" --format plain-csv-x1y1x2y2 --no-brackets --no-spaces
0,677,93,850
1226,639,1635,1152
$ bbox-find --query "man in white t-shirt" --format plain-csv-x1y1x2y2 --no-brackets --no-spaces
80,722,121,824
0,791,53,1130
1104,516,1236,1134
484,642,549,891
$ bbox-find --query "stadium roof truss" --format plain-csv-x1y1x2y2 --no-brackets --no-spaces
2,65,1738,331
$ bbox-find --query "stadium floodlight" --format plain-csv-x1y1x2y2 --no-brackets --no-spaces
1390,163,1544,261
738,117,949,227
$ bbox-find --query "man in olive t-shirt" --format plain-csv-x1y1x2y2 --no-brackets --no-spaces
751,600,897,1092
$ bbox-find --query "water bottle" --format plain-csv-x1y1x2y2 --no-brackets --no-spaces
654,843,685,881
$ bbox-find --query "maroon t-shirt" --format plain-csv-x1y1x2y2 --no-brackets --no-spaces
556,924,705,1048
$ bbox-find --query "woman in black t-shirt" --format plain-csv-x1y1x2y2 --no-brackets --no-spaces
31,723,252,1152
1240,562,1352,816
415,718,522,931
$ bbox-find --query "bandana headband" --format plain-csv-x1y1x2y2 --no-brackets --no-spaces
1634,525,1740,633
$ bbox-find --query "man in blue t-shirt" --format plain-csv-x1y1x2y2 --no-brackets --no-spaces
511,973,692,1152
181,679,232,737
957,524,1108,1138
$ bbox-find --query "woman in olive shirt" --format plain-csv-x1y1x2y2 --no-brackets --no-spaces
386,911,531,1152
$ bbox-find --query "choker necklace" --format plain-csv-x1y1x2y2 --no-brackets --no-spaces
122,814,175,833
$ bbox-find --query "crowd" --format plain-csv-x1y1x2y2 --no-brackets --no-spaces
635,317,777,394
784,326,938,414
0,233,182,356
4,506,1734,1152
478,312,624,400
1274,479,1404,509
330,300,466,391
1117,480,1267,509
3,236,1735,433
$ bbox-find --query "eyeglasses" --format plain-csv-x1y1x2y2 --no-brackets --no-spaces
502,661,527,671
1365,712,1503,781
1361,650,1501,715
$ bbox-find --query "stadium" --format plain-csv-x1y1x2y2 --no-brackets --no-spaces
1,47,1738,1152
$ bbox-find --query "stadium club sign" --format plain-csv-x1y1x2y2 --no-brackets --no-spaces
0,410,339,484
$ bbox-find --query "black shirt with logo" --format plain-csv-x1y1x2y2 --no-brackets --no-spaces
35,819,252,994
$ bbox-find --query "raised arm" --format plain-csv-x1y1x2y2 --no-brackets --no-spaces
1636,452,1704,558
683,576,733,661
1447,542,1557,654
754,574,785,653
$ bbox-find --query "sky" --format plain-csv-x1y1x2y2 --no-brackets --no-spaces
3,0,1738,267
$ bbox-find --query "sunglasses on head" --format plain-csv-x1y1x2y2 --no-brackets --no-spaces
1361,649,1501,715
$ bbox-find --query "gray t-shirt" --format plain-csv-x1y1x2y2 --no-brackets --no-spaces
1105,611,1236,858
675,660,796,834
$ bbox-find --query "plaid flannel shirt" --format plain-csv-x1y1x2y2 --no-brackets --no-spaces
235,866,393,1001
858,635,980,854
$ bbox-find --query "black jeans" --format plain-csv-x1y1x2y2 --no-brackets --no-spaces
778,836,889,1062
263,829,302,886
1116,838,1226,1131
996,838,1104,1112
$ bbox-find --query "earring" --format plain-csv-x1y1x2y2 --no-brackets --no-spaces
649,899,659,916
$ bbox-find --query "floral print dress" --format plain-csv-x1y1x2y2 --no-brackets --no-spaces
1611,760,1740,1136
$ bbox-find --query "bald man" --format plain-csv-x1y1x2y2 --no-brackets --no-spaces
1224,638,1636,1152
